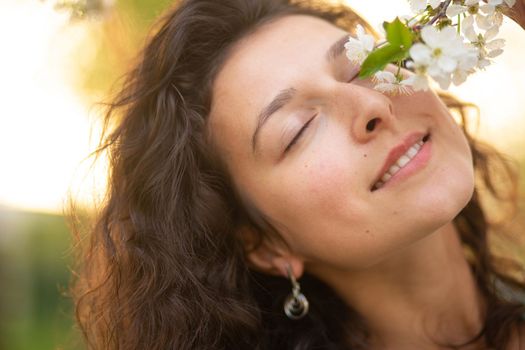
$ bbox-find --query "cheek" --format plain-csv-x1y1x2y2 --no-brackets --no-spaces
262,147,378,258
428,131,474,215
261,151,360,228
281,124,374,219
247,130,364,224
299,150,359,204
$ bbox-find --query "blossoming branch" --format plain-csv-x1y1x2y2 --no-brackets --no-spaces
345,0,516,94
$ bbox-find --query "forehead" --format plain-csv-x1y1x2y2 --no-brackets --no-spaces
208,15,346,163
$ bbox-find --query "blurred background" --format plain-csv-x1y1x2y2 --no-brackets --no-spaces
0,0,523,349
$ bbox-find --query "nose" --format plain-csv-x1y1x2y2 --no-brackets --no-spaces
350,91,396,144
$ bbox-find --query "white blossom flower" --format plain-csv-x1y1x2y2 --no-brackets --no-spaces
451,47,479,85
462,15,504,68
341,0,511,92
373,71,396,83
461,12,477,33
344,25,375,65
409,0,442,14
428,0,442,8
401,68,431,91
432,74,453,90
479,0,516,28
479,5,504,28
446,4,468,17
483,0,516,10
420,26,467,73
372,71,412,95
408,26,478,89
445,0,473,15
445,0,493,31
407,44,445,88
445,0,481,16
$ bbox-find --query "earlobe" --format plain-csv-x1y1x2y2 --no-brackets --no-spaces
246,247,304,279
272,256,304,280
237,226,304,279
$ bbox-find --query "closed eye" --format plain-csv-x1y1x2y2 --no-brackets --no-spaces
282,67,359,154
284,115,316,154
347,67,361,83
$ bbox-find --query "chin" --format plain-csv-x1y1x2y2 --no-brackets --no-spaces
420,165,475,231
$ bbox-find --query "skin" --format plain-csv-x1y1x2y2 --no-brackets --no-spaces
208,14,523,349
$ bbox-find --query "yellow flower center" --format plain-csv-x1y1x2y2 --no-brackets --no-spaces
468,5,479,15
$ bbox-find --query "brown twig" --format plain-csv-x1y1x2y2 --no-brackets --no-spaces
428,0,453,25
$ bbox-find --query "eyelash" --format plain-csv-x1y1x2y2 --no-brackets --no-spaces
284,115,316,153
283,69,359,154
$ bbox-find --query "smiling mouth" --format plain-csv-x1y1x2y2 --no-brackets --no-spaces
371,133,431,192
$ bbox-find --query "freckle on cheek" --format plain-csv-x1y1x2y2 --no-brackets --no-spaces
363,154,367,158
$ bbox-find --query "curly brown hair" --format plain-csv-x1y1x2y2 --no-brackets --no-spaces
69,0,525,349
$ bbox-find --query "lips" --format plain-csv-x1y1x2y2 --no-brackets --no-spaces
370,131,431,191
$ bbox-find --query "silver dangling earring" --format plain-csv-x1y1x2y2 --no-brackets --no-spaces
283,265,309,320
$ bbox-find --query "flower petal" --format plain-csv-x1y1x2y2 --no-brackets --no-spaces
465,0,480,6
439,26,460,43
458,49,479,69
478,58,491,68
345,52,365,64
410,43,432,64
374,83,397,93
476,13,494,29
433,73,452,89
345,39,368,64
427,63,442,77
484,25,499,40
447,4,467,17
492,12,504,26
486,38,505,50
461,15,475,35
452,70,469,86
421,26,441,48
437,56,458,73
354,24,375,52
487,48,503,57
480,4,495,15
374,71,396,83
355,24,365,38
463,25,478,42
402,75,430,91
409,0,428,13
428,0,442,9
362,35,375,52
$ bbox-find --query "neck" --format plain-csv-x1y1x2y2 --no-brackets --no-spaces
311,222,486,349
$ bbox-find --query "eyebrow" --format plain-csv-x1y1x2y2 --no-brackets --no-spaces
251,33,351,156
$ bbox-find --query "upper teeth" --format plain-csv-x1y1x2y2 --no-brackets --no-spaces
374,138,425,189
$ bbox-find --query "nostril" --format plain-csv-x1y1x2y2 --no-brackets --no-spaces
366,118,380,132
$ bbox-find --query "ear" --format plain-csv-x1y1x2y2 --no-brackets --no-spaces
237,225,304,279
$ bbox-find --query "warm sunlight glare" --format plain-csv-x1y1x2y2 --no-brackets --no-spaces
0,0,102,214
0,0,523,214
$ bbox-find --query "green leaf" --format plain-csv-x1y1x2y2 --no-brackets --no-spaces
358,18,414,79
358,44,409,78
382,21,390,33
385,17,414,50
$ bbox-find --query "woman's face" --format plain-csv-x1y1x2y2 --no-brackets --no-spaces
208,15,474,273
